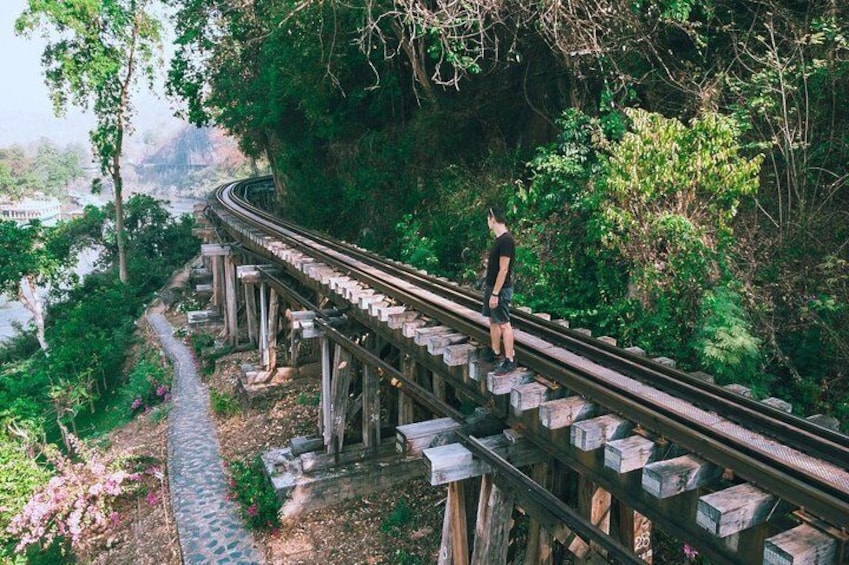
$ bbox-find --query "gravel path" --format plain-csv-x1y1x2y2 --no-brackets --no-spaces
148,313,263,565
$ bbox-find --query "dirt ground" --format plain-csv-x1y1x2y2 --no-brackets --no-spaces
91,265,444,564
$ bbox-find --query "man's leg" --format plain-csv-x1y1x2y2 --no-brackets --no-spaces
490,321,502,354
501,322,514,360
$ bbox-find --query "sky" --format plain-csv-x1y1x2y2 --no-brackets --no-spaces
0,0,183,148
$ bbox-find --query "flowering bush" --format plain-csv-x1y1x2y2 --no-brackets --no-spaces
226,456,279,531
6,436,139,553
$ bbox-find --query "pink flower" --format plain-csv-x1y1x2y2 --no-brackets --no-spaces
145,492,159,506
156,384,169,397
683,543,699,560
131,397,143,410
247,504,258,517
109,512,121,527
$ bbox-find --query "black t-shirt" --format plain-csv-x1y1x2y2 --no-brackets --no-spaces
485,232,515,288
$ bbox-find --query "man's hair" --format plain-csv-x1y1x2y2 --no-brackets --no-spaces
488,205,507,225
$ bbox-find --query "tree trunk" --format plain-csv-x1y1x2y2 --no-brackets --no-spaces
112,150,127,283
18,275,48,353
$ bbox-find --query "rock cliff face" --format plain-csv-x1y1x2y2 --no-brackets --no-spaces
134,127,259,196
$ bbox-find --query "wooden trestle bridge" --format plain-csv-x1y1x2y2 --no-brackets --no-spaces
190,177,848,565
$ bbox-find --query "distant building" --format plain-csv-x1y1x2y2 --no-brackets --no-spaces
0,197,63,226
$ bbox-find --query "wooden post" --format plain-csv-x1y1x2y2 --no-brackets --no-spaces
362,363,380,452
259,282,268,367
439,481,470,565
329,344,353,456
399,354,416,425
470,475,515,565
616,501,652,563
211,255,221,307
524,463,554,565
267,289,279,371
223,255,238,344
577,475,611,564
244,283,257,345
433,373,447,403
320,335,332,447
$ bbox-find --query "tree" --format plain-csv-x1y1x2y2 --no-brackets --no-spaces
0,221,73,353
16,0,163,283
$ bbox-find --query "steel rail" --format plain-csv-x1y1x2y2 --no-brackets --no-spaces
229,177,849,467
212,179,849,528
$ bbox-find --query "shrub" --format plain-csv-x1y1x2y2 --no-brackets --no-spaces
295,393,320,407
227,456,279,531
380,499,413,534
7,436,139,554
210,389,241,418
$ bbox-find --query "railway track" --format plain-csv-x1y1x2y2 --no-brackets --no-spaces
207,176,848,562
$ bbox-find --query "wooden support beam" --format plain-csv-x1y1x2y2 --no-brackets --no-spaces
439,481,471,565
377,305,407,323
604,435,657,474
201,243,231,256
329,345,353,455
510,382,549,415
387,310,419,330
267,289,279,371
396,417,462,457
652,356,676,368
577,475,611,564
320,335,332,447
763,524,838,565
806,414,840,431
724,383,754,398
470,475,515,565
427,333,469,356
398,354,416,426
402,318,428,338
642,455,721,499
571,415,632,452
697,483,792,538
424,434,544,485
523,463,554,565
616,503,653,563
414,325,453,347
362,364,380,452
224,255,238,344
487,368,533,396
259,282,268,366
433,373,447,403
761,397,792,413
244,283,257,345
539,396,598,430
444,343,479,367
211,255,222,307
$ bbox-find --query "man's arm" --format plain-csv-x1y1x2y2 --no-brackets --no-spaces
491,255,511,297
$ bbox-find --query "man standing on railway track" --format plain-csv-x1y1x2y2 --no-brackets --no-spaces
483,206,517,375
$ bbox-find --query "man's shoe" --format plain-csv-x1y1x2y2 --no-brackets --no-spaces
494,358,517,375
482,348,502,363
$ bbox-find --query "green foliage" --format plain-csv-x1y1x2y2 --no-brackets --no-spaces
380,498,414,534
210,389,241,418
396,214,439,272
188,333,215,358
227,456,280,531
295,392,320,407
0,141,86,200
691,289,762,385
0,428,49,553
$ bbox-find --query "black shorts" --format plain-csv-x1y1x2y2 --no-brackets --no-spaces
482,286,513,324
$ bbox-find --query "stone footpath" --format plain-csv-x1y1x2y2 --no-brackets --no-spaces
148,313,263,564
